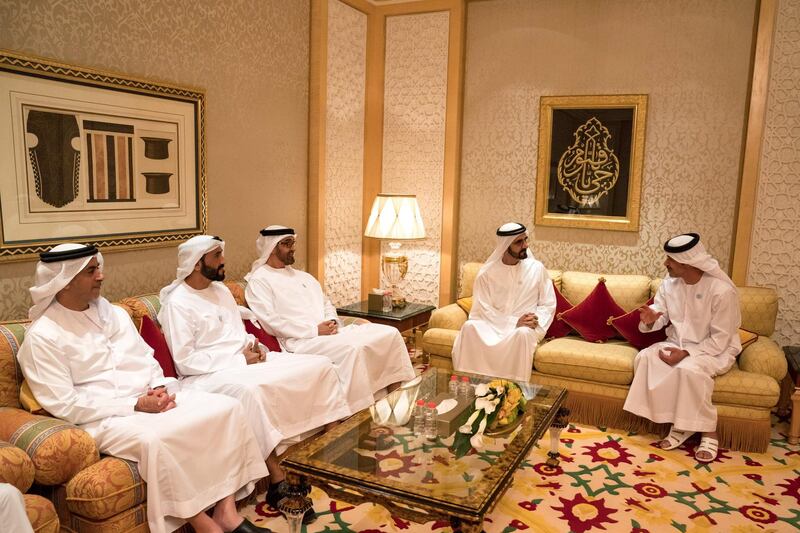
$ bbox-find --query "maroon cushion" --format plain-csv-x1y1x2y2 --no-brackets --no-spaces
608,297,668,350
139,315,178,378
244,320,282,353
545,282,574,339
558,278,626,343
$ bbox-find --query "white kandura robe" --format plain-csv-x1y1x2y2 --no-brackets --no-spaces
245,265,416,410
17,299,267,533
159,282,352,456
0,484,34,533
623,274,742,433
452,258,556,381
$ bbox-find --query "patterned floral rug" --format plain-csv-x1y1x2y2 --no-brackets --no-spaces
241,418,800,532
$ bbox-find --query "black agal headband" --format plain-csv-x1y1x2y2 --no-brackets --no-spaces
663,233,700,253
39,245,98,263
259,227,295,237
496,223,526,237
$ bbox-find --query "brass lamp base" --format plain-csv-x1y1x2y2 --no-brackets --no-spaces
382,252,408,308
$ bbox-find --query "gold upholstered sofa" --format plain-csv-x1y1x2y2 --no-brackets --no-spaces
0,438,61,532
0,280,360,532
421,262,787,453
0,282,271,532
1,313,179,532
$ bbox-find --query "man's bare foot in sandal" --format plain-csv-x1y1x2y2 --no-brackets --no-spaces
695,432,718,463
659,426,695,450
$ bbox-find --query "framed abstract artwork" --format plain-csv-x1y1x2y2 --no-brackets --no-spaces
534,94,647,232
0,49,206,262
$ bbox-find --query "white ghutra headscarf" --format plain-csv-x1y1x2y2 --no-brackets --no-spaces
29,243,103,321
664,233,736,289
478,222,534,276
158,235,225,307
244,225,295,281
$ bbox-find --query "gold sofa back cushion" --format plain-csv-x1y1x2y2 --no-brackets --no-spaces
738,287,778,337
459,263,482,298
456,297,473,314
561,272,652,312
0,322,28,409
19,380,46,414
458,262,563,300
117,294,161,330
651,279,777,336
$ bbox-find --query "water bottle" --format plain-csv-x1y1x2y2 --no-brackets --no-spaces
413,399,426,436
424,401,438,439
382,291,393,312
448,375,459,396
459,376,473,400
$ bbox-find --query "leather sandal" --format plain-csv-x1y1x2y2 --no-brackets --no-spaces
695,435,719,463
659,426,694,450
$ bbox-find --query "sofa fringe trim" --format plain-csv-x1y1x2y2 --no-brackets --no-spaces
562,391,770,453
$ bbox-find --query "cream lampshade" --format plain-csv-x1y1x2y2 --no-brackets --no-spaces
364,194,425,307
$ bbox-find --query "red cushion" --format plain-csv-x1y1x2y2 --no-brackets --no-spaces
244,320,282,352
545,282,574,339
139,315,178,378
608,297,668,350
558,278,626,343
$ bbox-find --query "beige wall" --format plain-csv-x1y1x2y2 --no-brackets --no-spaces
382,11,450,306
459,0,756,282
323,0,367,307
749,0,800,346
0,0,310,320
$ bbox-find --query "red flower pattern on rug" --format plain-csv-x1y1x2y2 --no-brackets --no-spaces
551,492,618,532
582,438,635,467
242,418,800,532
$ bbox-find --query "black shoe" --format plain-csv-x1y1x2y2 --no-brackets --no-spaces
265,480,289,509
266,481,317,525
230,518,273,533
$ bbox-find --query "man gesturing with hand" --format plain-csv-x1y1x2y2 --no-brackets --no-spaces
623,233,742,463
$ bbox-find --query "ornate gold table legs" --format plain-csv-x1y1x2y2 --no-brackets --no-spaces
450,516,484,533
281,472,312,533
546,407,570,467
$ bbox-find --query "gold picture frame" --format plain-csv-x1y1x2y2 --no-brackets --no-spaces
534,94,647,232
0,50,206,262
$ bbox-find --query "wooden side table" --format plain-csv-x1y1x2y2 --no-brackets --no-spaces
336,301,436,356
336,301,435,333
783,346,800,445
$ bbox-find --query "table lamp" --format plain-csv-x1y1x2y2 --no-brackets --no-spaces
364,193,425,307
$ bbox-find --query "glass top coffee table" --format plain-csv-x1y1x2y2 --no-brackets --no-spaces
281,368,569,532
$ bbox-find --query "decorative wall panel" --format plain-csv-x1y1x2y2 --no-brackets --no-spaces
749,0,800,346
458,0,754,292
0,0,310,320
323,0,367,307
382,11,449,306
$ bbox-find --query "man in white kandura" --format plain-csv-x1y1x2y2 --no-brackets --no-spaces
158,235,353,518
623,233,741,463
244,226,416,408
17,244,270,533
451,222,556,381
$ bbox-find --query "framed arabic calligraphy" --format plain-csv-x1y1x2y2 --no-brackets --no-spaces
535,95,647,232
0,50,206,262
